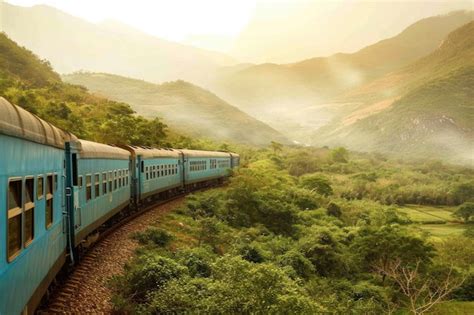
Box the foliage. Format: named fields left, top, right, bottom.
left=133, top=227, right=174, bottom=247
left=299, top=173, right=333, bottom=196
left=112, top=146, right=474, bottom=314
left=454, top=202, right=474, bottom=222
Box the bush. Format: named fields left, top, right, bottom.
left=119, top=254, right=187, bottom=303
left=454, top=202, right=474, bottom=222
left=278, top=250, right=315, bottom=279
left=299, top=174, right=333, bottom=196
left=133, top=227, right=174, bottom=247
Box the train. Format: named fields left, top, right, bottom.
left=0, top=97, right=239, bottom=314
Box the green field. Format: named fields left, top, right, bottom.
left=398, top=205, right=467, bottom=240
left=429, top=301, right=474, bottom=315
left=398, top=204, right=457, bottom=223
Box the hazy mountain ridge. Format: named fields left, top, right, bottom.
left=0, top=2, right=236, bottom=86
left=0, top=32, right=60, bottom=86
left=214, top=11, right=473, bottom=120
left=314, top=22, right=474, bottom=163
left=63, top=72, right=289, bottom=146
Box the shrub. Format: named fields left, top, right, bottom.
left=299, top=174, right=333, bottom=196
left=119, top=254, right=187, bottom=303
left=133, top=227, right=174, bottom=247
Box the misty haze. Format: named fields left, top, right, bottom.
left=0, top=0, right=473, bottom=314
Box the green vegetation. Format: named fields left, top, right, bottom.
left=63, top=72, right=288, bottom=146
left=316, top=21, right=474, bottom=162
left=112, top=146, right=474, bottom=314
left=0, top=32, right=234, bottom=149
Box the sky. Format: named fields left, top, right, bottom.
left=4, top=0, right=473, bottom=62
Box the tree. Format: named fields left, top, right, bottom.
left=351, top=226, right=434, bottom=279
left=453, top=202, right=474, bottom=222
left=299, top=174, right=333, bottom=196
left=331, top=147, right=349, bottom=163
left=270, top=141, right=283, bottom=154
left=374, top=259, right=465, bottom=315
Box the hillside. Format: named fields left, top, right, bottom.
left=212, top=11, right=473, bottom=133
left=0, top=32, right=60, bottom=86
left=0, top=2, right=235, bottom=86
left=314, top=22, right=474, bottom=163
left=0, top=31, right=176, bottom=147
left=63, top=73, right=288, bottom=146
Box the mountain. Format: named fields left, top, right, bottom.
left=314, top=22, right=474, bottom=163
left=212, top=11, right=473, bottom=136
left=63, top=72, right=289, bottom=146
left=231, top=1, right=473, bottom=63
left=0, top=2, right=236, bottom=86
left=0, top=31, right=60, bottom=86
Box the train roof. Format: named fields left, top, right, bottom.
left=0, top=97, right=77, bottom=149
left=179, top=149, right=232, bottom=158
left=78, top=139, right=131, bottom=160
left=121, top=145, right=182, bottom=159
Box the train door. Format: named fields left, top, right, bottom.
left=65, top=141, right=81, bottom=260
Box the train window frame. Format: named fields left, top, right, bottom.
left=45, top=174, right=54, bottom=229
left=108, top=171, right=113, bottom=192
left=24, top=177, right=35, bottom=247
left=37, top=175, right=44, bottom=200
left=94, top=174, right=100, bottom=197
left=86, top=174, right=92, bottom=201
left=102, top=172, right=107, bottom=194
left=7, top=177, right=23, bottom=262
left=54, top=174, right=58, bottom=191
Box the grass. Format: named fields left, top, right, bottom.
left=399, top=205, right=467, bottom=241
left=417, top=224, right=466, bottom=238
left=398, top=204, right=457, bottom=223
left=429, top=301, right=474, bottom=315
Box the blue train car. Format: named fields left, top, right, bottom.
left=122, top=146, right=183, bottom=205
left=230, top=152, right=240, bottom=168
left=65, top=140, right=131, bottom=247
left=0, top=98, right=76, bottom=314
left=180, top=150, right=233, bottom=188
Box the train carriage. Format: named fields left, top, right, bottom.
left=0, top=96, right=240, bottom=314
left=180, top=150, right=233, bottom=189
left=230, top=152, right=240, bottom=168
left=122, top=146, right=183, bottom=205
left=0, top=97, right=76, bottom=315
left=65, top=140, right=131, bottom=247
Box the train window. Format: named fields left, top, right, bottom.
left=125, top=170, right=129, bottom=185
left=109, top=171, right=113, bottom=192
left=8, top=179, right=22, bottom=261
left=141, top=161, right=144, bottom=173
left=72, top=153, right=78, bottom=186
left=24, top=177, right=35, bottom=246
left=160, top=165, right=164, bottom=177
left=37, top=175, right=44, bottom=200
left=146, top=167, right=149, bottom=180
left=114, top=171, right=118, bottom=190
left=86, top=175, right=92, bottom=201
left=95, top=174, right=100, bottom=197
left=78, top=176, right=83, bottom=189
left=54, top=174, right=58, bottom=191
left=46, top=175, right=53, bottom=228
left=103, top=172, right=107, bottom=194
left=117, top=170, right=121, bottom=188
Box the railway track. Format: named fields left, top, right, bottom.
left=38, top=195, right=187, bottom=314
